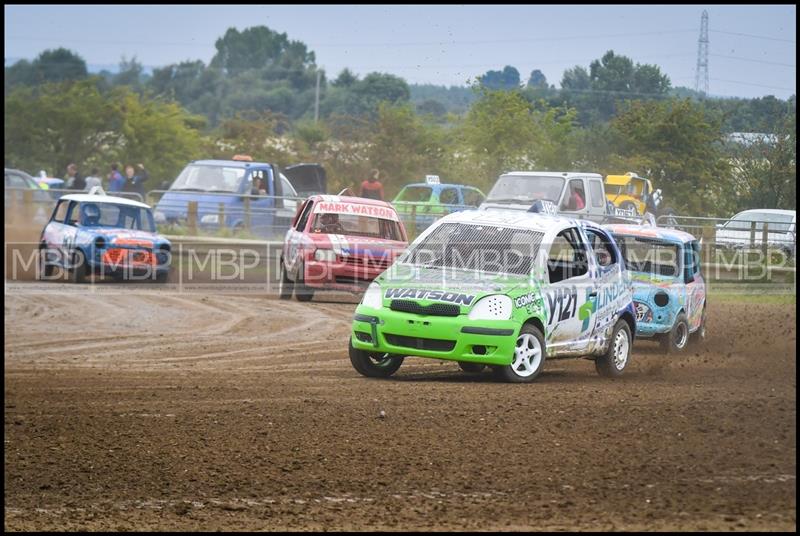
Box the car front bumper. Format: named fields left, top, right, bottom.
left=304, top=260, right=388, bottom=293
left=350, top=305, right=520, bottom=366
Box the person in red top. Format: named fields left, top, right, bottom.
left=359, top=169, right=385, bottom=201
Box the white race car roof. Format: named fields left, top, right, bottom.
left=431, top=208, right=581, bottom=238
left=58, top=193, right=151, bottom=209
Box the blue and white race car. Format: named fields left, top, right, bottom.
left=38, top=190, right=171, bottom=283
left=606, top=224, right=707, bottom=353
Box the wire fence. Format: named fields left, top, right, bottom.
left=5, top=187, right=795, bottom=288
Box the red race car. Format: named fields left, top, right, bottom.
left=279, top=195, right=409, bottom=301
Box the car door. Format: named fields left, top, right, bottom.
left=683, top=240, right=705, bottom=331
left=542, top=226, right=595, bottom=355
left=59, top=201, right=82, bottom=266
left=582, top=225, right=629, bottom=343
left=241, top=167, right=267, bottom=233
left=285, top=199, right=314, bottom=277
left=41, top=199, right=71, bottom=266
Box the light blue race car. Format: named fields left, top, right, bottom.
left=606, top=224, right=707, bottom=354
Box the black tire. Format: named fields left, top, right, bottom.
left=278, top=260, right=294, bottom=300
left=458, top=362, right=486, bottom=374
left=37, top=245, right=54, bottom=280
left=493, top=324, right=546, bottom=383
left=155, top=271, right=170, bottom=284
left=595, top=319, right=632, bottom=378
left=659, top=312, right=690, bottom=354
left=69, top=250, right=88, bottom=284
left=348, top=339, right=404, bottom=378
left=689, top=306, right=707, bottom=345
left=294, top=262, right=314, bottom=302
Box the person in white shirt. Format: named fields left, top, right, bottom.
left=84, top=168, right=103, bottom=191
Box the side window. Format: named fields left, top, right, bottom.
left=250, top=170, right=266, bottom=195
left=685, top=241, right=701, bottom=280
left=52, top=200, right=70, bottom=223
left=561, top=179, right=586, bottom=211
left=463, top=188, right=484, bottom=207
left=547, top=228, right=589, bottom=284
left=584, top=228, right=618, bottom=268
left=66, top=202, right=81, bottom=226
left=5, top=172, right=28, bottom=189
left=588, top=180, right=604, bottom=208
left=280, top=174, right=297, bottom=198
left=295, top=201, right=314, bottom=231
left=439, top=188, right=459, bottom=205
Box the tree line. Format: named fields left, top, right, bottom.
left=4, top=25, right=796, bottom=215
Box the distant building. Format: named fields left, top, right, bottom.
left=727, top=132, right=779, bottom=147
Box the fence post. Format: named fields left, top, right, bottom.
left=410, top=203, right=418, bottom=239
left=243, top=197, right=251, bottom=231
left=749, top=220, right=757, bottom=248
left=701, top=225, right=715, bottom=270
left=218, top=202, right=226, bottom=230
left=22, top=189, right=34, bottom=224
left=187, top=201, right=198, bottom=236
left=762, top=223, right=770, bottom=280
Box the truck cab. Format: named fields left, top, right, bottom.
left=480, top=171, right=612, bottom=223
left=153, top=157, right=299, bottom=237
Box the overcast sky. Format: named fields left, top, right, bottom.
left=4, top=4, right=796, bottom=99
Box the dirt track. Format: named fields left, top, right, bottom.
left=4, top=284, right=796, bottom=531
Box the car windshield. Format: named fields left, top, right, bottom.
left=604, top=184, right=625, bottom=195
left=487, top=175, right=565, bottom=204
left=170, top=164, right=246, bottom=193
left=79, top=203, right=156, bottom=232
left=396, top=186, right=432, bottom=202
left=310, top=213, right=403, bottom=241
left=401, top=222, right=545, bottom=275
left=724, top=212, right=795, bottom=232
left=613, top=234, right=681, bottom=278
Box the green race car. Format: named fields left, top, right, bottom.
left=348, top=208, right=637, bottom=382
left=392, top=177, right=486, bottom=233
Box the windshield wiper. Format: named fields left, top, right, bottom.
left=172, top=187, right=207, bottom=192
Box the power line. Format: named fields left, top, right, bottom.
left=710, top=30, right=796, bottom=44
left=5, top=29, right=699, bottom=49
left=709, top=53, right=796, bottom=68
left=709, top=78, right=795, bottom=92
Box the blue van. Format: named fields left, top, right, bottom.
left=153, top=159, right=301, bottom=237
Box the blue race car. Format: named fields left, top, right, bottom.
left=38, top=190, right=171, bottom=283
left=606, top=224, right=707, bottom=354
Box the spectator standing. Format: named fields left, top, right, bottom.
left=64, top=163, right=86, bottom=191
left=84, top=168, right=102, bottom=191
left=108, top=164, right=125, bottom=192
left=124, top=163, right=149, bottom=197
left=359, top=169, right=385, bottom=201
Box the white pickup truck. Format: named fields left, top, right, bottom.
left=480, top=171, right=643, bottom=224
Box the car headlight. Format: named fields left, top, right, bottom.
left=361, top=282, right=383, bottom=309
left=314, top=248, right=336, bottom=262
left=468, top=294, right=512, bottom=321
left=154, top=211, right=166, bottom=223
left=201, top=214, right=219, bottom=224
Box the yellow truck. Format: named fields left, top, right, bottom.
left=604, top=172, right=676, bottom=224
